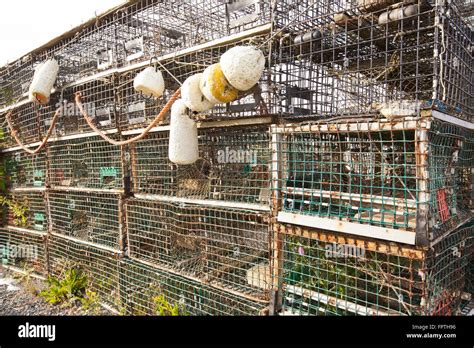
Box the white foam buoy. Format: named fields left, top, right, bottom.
left=181, top=73, right=215, bottom=112
left=133, top=67, right=165, bottom=98
left=168, top=99, right=199, bottom=165
left=379, top=100, right=421, bottom=120
left=378, top=5, right=419, bottom=25
left=28, top=59, right=59, bottom=105
left=199, top=63, right=238, bottom=105
left=220, top=46, right=265, bottom=91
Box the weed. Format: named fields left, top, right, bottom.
left=39, top=268, right=88, bottom=305
left=153, top=294, right=188, bottom=316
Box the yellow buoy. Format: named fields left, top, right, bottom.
left=199, top=63, right=238, bottom=104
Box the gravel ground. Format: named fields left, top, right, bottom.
left=0, top=266, right=112, bottom=316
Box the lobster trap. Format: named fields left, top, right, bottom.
left=275, top=220, right=473, bottom=316
left=47, top=135, right=124, bottom=190
left=48, top=190, right=123, bottom=251
left=130, top=124, right=272, bottom=205
left=112, top=0, right=271, bottom=66
left=3, top=191, right=47, bottom=232
left=273, top=117, right=473, bottom=245
left=3, top=149, right=46, bottom=189
left=115, top=33, right=274, bottom=132
left=47, top=233, right=121, bottom=309
left=4, top=96, right=61, bottom=146
left=126, top=198, right=271, bottom=297
left=119, top=258, right=269, bottom=315
left=273, top=0, right=473, bottom=121
left=54, top=77, right=117, bottom=136
left=0, top=227, right=47, bottom=275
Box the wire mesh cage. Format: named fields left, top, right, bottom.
left=48, top=233, right=121, bottom=309
left=0, top=58, right=36, bottom=108
left=56, top=77, right=117, bottom=136
left=130, top=124, right=272, bottom=205
left=126, top=198, right=271, bottom=297
left=0, top=227, right=47, bottom=275
left=113, top=0, right=271, bottom=67
left=273, top=0, right=473, bottom=121
left=47, top=136, right=123, bottom=190
left=273, top=118, right=473, bottom=244
left=115, top=34, right=274, bottom=131
left=5, top=96, right=61, bottom=146
left=48, top=190, right=122, bottom=250
left=275, top=221, right=473, bottom=316
left=119, top=258, right=269, bottom=315
left=3, top=149, right=47, bottom=189
left=3, top=191, right=47, bottom=232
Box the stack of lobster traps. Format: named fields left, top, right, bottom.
left=269, top=0, right=474, bottom=316
left=0, top=0, right=472, bottom=316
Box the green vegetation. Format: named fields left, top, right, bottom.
left=39, top=268, right=100, bottom=313
left=0, top=195, right=28, bottom=226
left=153, top=294, right=188, bottom=316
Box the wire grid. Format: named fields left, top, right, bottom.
left=0, top=113, right=13, bottom=149
left=0, top=0, right=272, bottom=99
left=439, top=1, right=473, bottom=120
left=47, top=136, right=123, bottom=190
left=0, top=58, right=36, bottom=108
left=3, top=150, right=47, bottom=189
left=119, top=258, right=268, bottom=315
left=276, top=120, right=419, bottom=231
left=113, top=0, right=271, bottom=66
left=279, top=231, right=425, bottom=315
left=273, top=0, right=472, bottom=120
left=126, top=198, right=271, bottom=297
left=5, top=95, right=60, bottom=146
left=130, top=125, right=271, bottom=204
left=116, top=34, right=273, bottom=131
left=0, top=228, right=47, bottom=275
left=116, top=67, right=172, bottom=131
left=54, top=17, right=119, bottom=84
left=114, top=0, right=226, bottom=66
left=56, top=77, right=116, bottom=136
left=458, top=138, right=474, bottom=213
left=278, top=219, right=473, bottom=316
left=48, top=234, right=121, bottom=309
left=423, top=221, right=473, bottom=315
left=4, top=191, right=47, bottom=232
left=48, top=190, right=121, bottom=250
left=427, top=120, right=474, bottom=240
left=277, top=222, right=474, bottom=316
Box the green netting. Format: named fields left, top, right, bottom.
left=279, top=122, right=418, bottom=231
left=119, top=258, right=268, bottom=316
left=280, top=220, right=473, bottom=316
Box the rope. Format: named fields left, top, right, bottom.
left=6, top=105, right=63, bottom=155
left=75, top=88, right=181, bottom=146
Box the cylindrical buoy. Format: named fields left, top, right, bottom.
left=220, top=46, right=265, bottom=91
left=133, top=67, right=165, bottom=98
left=357, top=0, right=398, bottom=13
left=28, top=59, right=59, bottom=105
left=199, top=63, right=238, bottom=104
left=181, top=73, right=215, bottom=112
left=168, top=99, right=199, bottom=165
left=294, top=30, right=321, bottom=46
left=379, top=5, right=419, bottom=25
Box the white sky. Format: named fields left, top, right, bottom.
left=0, top=0, right=124, bottom=66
